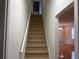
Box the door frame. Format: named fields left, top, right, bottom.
left=56, top=1, right=78, bottom=59
left=3, top=0, right=8, bottom=59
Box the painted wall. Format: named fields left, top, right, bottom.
left=42, top=0, right=74, bottom=59
left=6, top=0, right=32, bottom=59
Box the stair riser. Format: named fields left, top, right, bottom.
left=29, top=26, right=44, bottom=28
left=30, top=24, right=43, bottom=26
left=28, top=36, right=45, bottom=39
left=26, top=44, right=47, bottom=48
left=29, top=30, right=44, bottom=32
left=26, top=52, right=48, bottom=55
left=27, top=38, right=46, bottom=41
left=26, top=48, right=48, bottom=53
left=29, top=31, right=44, bottom=34
left=27, top=40, right=46, bottom=41
left=28, top=34, right=45, bottom=36
left=25, top=57, right=49, bottom=59
left=27, top=42, right=46, bottom=46
left=30, top=21, right=42, bottom=23
left=30, top=19, right=42, bottom=20
left=29, top=29, right=44, bottom=31
left=30, top=25, right=43, bottom=26
left=30, top=22, right=43, bottom=24
left=25, top=53, right=48, bottom=55
left=27, top=41, right=46, bottom=44
left=28, top=33, right=44, bottom=35
left=25, top=54, right=48, bottom=57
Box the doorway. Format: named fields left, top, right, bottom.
left=33, top=1, right=40, bottom=14
left=56, top=2, right=75, bottom=59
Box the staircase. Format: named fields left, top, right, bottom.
left=25, top=14, right=49, bottom=59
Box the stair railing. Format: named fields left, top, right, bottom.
left=19, top=15, right=30, bottom=59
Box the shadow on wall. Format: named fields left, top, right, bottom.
left=0, top=0, right=6, bottom=59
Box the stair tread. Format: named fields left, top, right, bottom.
left=25, top=57, right=49, bottom=59
left=30, top=22, right=43, bottom=24
left=27, top=41, right=46, bottom=45
left=29, top=34, right=45, bottom=37
left=29, top=30, right=44, bottom=32
left=29, top=32, right=44, bottom=34
left=30, top=25, right=43, bottom=28
left=29, top=30, right=44, bottom=31
left=26, top=49, right=48, bottom=54
left=27, top=42, right=46, bottom=45
left=26, top=52, right=48, bottom=55
left=30, top=20, right=42, bottom=21
left=25, top=54, right=49, bottom=59
left=28, top=36, right=45, bottom=38
left=29, top=28, right=44, bottom=30
left=28, top=36, right=45, bottom=39
left=27, top=39, right=46, bottom=42
left=26, top=44, right=47, bottom=48
left=25, top=53, right=48, bottom=56
left=26, top=47, right=48, bottom=53
left=28, top=39, right=45, bottom=41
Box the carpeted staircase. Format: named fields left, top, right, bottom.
left=25, top=14, right=49, bottom=59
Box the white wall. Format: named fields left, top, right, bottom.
left=42, top=0, right=74, bottom=59
left=6, top=0, right=32, bottom=59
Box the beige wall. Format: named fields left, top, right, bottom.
left=6, top=0, right=32, bottom=59
left=42, top=0, right=74, bottom=59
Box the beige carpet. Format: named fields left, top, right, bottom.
left=25, top=14, right=49, bottom=59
